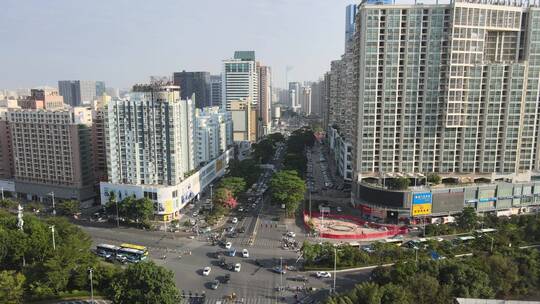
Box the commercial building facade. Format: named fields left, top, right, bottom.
left=173, top=71, right=211, bottom=108
left=210, top=75, right=222, bottom=107
left=230, top=100, right=257, bottom=142
left=7, top=107, right=95, bottom=202
left=58, top=80, right=105, bottom=106
left=222, top=51, right=258, bottom=111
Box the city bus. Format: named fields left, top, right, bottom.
left=96, top=244, right=120, bottom=260
left=117, top=247, right=147, bottom=263
left=117, top=243, right=149, bottom=263
left=120, top=243, right=149, bottom=255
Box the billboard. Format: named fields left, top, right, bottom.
left=412, top=192, right=432, bottom=216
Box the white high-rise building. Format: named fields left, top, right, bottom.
left=194, top=107, right=233, bottom=166
left=101, top=83, right=233, bottom=221
left=222, top=51, right=258, bottom=110
left=105, top=84, right=194, bottom=186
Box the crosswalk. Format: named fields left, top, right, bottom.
left=202, top=297, right=276, bottom=304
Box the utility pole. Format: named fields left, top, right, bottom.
left=1, top=187, right=4, bottom=200
left=210, top=184, right=214, bottom=212
left=17, top=204, right=25, bottom=267
left=115, top=197, right=120, bottom=228
left=415, top=248, right=418, bottom=265
left=49, top=225, right=56, bottom=250
left=88, top=268, right=94, bottom=304
left=333, top=247, right=337, bottom=293
left=49, top=192, right=56, bottom=216
left=309, top=191, right=312, bottom=219
left=280, top=257, right=283, bottom=293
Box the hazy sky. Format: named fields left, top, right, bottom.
left=1, top=0, right=355, bottom=90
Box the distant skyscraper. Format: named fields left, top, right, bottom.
left=258, top=65, right=272, bottom=136
left=210, top=75, right=222, bottom=107
left=288, top=82, right=301, bottom=111
left=345, top=4, right=357, bottom=49
left=58, top=80, right=105, bottom=106
left=105, top=87, right=119, bottom=99
left=299, top=86, right=311, bottom=115
left=222, top=51, right=258, bottom=110
left=172, top=71, right=211, bottom=108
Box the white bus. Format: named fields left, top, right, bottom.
left=96, top=244, right=120, bottom=260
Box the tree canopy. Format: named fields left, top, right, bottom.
left=110, top=261, right=180, bottom=304
left=270, top=170, right=306, bottom=217
left=219, top=177, right=246, bottom=198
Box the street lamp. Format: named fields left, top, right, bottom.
left=88, top=268, right=94, bottom=304
left=49, top=225, right=56, bottom=250
left=48, top=192, right=56, bottom=216
left=210, top=184, right=214, bottom=212
left=333, top=247, right=337, bottom=293
left=486, top=235, right=495, bottom=253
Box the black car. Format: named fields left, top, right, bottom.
left=210, top=279, right=220, bottom=290
left=223, top=274, right=231, bottom=284
left=238, top=227, right=246, bottom=233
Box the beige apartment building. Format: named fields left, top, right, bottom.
left=230, top=99, right=257, bottom=142
left=7, top=107, right=95, bottom=202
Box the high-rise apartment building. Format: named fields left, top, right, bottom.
left=105, top=84, right=194, bottom=186
left=194, top=107, right=233, bottom=166
left=101, top=83, right=233, bottom=220
left=210, top=75, right=222, bottom=107
left=58, top=80, right=105, bottom=106
left=353, top=0, right=540, bottom=178
left=258, top=65, right=272, bottom=136
left=222, top=51, right=258, bottom=110
left=91, top=94, right=110, bottom=183
left=173, top=71, right=211, bottom=108
left=7, top=107, right=95, bottom=202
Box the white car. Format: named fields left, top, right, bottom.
left=202, top=267, right=211, bottom=276
left=238, top=208, right=244, bottom=212
left=192, top=211, right=199, bottom=217
left=286, top=231, right=296, bottom=238
left=336, top=207, right=343, bottom=212
left=225, top=242, right=232, bottom=249
left=316, top=271, right=331, bottom=278
left=232, top=217, right=238, bottom=224
left=234, top=263, right=241, bottom=272
left=242, top=249, right=249, bottom=258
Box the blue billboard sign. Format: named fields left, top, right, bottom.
left=412, top=192, right=432, bottom=205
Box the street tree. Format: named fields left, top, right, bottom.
left=456, top=207, right=478, bottom=231
left=56, top=200, right=80, bottom=216
left=219, top=177, right=246, bottom=197
left=228, top=159, right=261, bottom=186
left=0, top=270, right=25, bottom=304
left=270, top=170, right=306, bottom=217
left=252, top=138, right=275, bottom=163
left=110, top=261, right=180, bottom=304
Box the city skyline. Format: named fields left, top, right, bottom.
left=1, top=0, right=355, bottom=89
